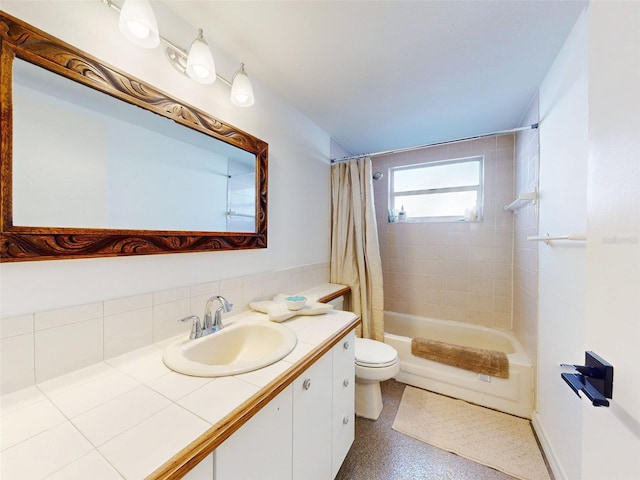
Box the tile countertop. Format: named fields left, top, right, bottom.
left=0, top=285, right=358, bottom=480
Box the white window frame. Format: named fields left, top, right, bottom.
left=389, top=155, right=484, bottom=223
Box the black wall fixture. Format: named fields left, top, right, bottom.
left=561, top=351, right=614, bottom=407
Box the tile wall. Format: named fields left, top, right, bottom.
left=372, top=134, right=515, bottom=329
left=0, top=262, right=330, bottom=395
left=513, top=98, right=540, bottom=365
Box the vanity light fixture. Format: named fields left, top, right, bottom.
left=103, top=0, right=255, bottom=107
left=186, top=29, right=216, bottom=84
left=231, top=64, right=255, bottom=107
left=118, top=0, right=159, bottom=48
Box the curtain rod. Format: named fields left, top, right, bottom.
left=330, top=123, right=539, bottom=164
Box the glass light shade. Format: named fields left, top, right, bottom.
left=230, top=64, right=255, bottom=107
left=186, top=30, right=216, bottom=84
left=118, top=0, right=160, bottom=49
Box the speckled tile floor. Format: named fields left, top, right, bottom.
left=335, top=380, right=525, bottom=480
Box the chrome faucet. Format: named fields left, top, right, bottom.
left=179, top=295, right=233, bottom=340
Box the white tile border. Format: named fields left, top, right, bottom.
left=0, top=262, right=331, bottom=396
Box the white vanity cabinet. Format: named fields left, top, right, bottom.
left=212, top=330, right=356, bottom=480
left=183, top=453, right=214, bottom=480
left=214, top=385, right=293, bottom=480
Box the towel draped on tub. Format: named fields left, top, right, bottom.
left=411, top=338, right=509, bottom=379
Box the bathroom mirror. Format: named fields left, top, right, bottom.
left=0, top=12, right=268, bottom=262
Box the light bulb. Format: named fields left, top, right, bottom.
left=118, top=0, right=159, bottom=48
left=191, top=64, right=210, bottom=79
left=186, top=29, right=216, bottom=84
left=126, top=20, right=150, bottom=39
left=231, top=64, right=255, bottom=107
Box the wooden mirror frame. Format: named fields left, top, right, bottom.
left=0, top=12, right=268, bottom=262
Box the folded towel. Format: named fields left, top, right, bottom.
left=411, top=338, right=509, bottom=379
left=248, top=295, right=332, bottom=322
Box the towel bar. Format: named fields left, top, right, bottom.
left=527, top=233, right=587, bottom=244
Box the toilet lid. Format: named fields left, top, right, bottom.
left=355, top=338, right=398, bottom=368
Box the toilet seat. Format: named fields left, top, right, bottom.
left=355, top=338, right=398, bottom=368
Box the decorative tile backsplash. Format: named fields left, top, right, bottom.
left=0, top=262, right=329, bottom=395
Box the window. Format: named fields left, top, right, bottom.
left=389, top=156, right=483, bottom=222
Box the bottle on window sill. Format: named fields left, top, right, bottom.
left=464, top=204, right=477, bottom=221
left=398, top=205, right=407, bottom=223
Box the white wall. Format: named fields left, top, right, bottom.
left=536, top=3, right=640, bottom=479
left=583, top=2, right=640, bottom=478
left=535, top=8, right=588, bottom=480
left=0, top=1, right=331, bottom=318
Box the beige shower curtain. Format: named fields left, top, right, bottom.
left=330, top=157, right=384, bottom=341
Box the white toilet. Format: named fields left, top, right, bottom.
left=327, top=294, right=400, bottom=420
left=354, top=337, right=400, bottom=420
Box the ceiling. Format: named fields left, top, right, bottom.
left=162, top=1, right=587, bottom=157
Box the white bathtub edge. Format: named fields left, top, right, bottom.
left=394, top=368, right=532, bottom=419
left=384, top=311, right=534, bottom=418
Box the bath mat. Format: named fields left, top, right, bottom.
left=392, top=387, right=551, bottom=480
left=411, top=338, right=509, bottom=378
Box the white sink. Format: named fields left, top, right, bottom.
left=162, top=319, right=297, bottom=377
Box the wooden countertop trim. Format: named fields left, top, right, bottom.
left=147, top=313, right=361, bottom=480
left=316, top=285, right=352, bottom=304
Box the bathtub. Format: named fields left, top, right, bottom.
left=384, top=311, right=534, bottom=418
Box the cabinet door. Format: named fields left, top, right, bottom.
left=214, top=385, right=293, bottom=480
left=332, top=331, right=355, bottom=477
left=292, top=352, right=332, bottom=480
left=184, top=453, right=214, bottom=480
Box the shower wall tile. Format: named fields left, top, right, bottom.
left=493, top=311, right=512, bottom=330
left=469, top=310, right=493, bottom=326
left=446, top=275, right=469, bottom=293
left=513, top=96, right=540, bottom=370
left=497, top=134, right=515, bottom=149
left=373, top=134, right=515, bottom=329
left=469, top=280, right=493, bottom=295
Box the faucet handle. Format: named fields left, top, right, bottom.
left=179, top=315, right=201, bottom=339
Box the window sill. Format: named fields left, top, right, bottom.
left=389, top=217, right=483, bottom=224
